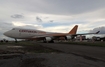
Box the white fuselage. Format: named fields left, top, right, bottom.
left=3, top=28, right=51, bottom=39
left=3, top=25, right=79, bottom=41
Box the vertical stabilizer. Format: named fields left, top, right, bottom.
left=68, top=25, right=78, bottom=34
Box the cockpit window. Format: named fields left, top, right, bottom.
left=12, top=28, right=15, bottom=30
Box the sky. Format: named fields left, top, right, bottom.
left=0, top=0, right=105, bottom=40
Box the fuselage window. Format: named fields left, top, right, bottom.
left=34, top=31, right=37, bottom=33
left=19, top=30, right=37, bottom=33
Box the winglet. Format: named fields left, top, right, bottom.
left=68, top=25, right=78, bottom=34
left=96, top=31, right=100, bottom=34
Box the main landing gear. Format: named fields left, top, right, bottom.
left=43, top=40, right=54, bottom=43
left=15, top=38, right=17, bottom=43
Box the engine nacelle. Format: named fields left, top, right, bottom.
left=45, top=37, right=52, bottom=41
left=65, top=35, right=72, bottom=40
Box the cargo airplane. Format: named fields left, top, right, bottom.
left=3, top=25, right=99, bottom=43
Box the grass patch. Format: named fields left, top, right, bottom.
left=23, top=45, right=62, bottom=53
left=0, top=41, right=62, bottom=53
left=0, top=42, right=12, bottom=45
left=14, top=41, right=62, bottom=53
left=0, top=41, right=36, bottom=45
left=59, top=41, right=105, bottom=47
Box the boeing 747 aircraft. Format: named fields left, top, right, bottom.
left=3, top=25, right=99, bottom=43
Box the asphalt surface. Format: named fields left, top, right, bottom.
left=0, top=42, right=105, bottom=67
left=39, top=43, right=105, bottom=61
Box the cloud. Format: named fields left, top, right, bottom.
left=36, top=16, right=42, bottom=22
left=18, top=25, right=43, bottom=29
left=0, top=0, right=105, bottom=40
left=12, top=21, right=43, bottom=29
left=89, top=26, right=105, bottom=34
left=0, top=21, right=15, bottom=40
left=25, top=0, right=105, bottom=15
left=11, top=14, right=24, bottom=19
left=1, top=0, right=105, bottom=15
left=0, top=21, right=14, bottom=30
left=49, top=20, right=54, bottom=22
left=40, top=24, right=78, bottom=33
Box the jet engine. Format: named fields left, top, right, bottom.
left=43, top=37, right=54, bottom=43
left=65, top=35, right=72, bottom=40
left=45, top=37, right=52, bottom=41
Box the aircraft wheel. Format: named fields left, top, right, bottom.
left=49, top=40, right=54, bottom=43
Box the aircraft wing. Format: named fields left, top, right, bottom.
left=31, top=31, right=100, bottom=40
left=35, top=31, right=100, bottom=37
left=30, top=33, right=76, bottom=41
left=76, top=31, right=100, bottom=35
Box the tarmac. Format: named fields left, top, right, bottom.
left=0, top=42, right=105, bottom=67
left=39, top=43, right=105, bottom=61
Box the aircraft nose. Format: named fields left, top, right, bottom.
left=3, top=32, right=8, bottom=36
left=3, top=30, right=15, bottom=38
left=3, top=31, right=11, bottom=37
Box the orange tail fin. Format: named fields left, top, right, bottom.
left=68, top=25, right=78, bottom=34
